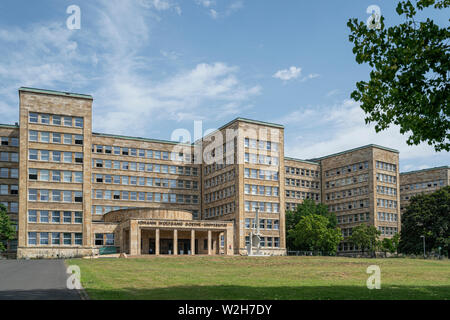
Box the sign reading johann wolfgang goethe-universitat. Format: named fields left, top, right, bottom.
left=138, top=220, right=230, bottom=229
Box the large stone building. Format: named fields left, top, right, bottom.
left=0, top=87, right=444, bottom=258
left=399, top=166, right=450, bottom=212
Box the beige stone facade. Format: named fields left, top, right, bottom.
left=399, top=166, right=449, bottom=211
left=313, top=145, right=401, bottom=252
left=0, top=87, right=446, bottom=258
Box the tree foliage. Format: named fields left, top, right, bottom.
left=348, top=224, right=381, bottom=254
left=348, top=0, right=449, bottom=151
left=286, top=199, right=337, bottom=250
left=0, top=203, right=16, bottom=253
left=398, top=186, right=450, bottom=256
left=289, top=214, right=343, bottom=254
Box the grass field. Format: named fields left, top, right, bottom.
left=67, top=256, right=450, bottom=300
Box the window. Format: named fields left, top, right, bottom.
left=74, top=191, right=83, bottom=203
left=74, top=135, right=83, bottom=145
left=63, top=233, right=72, bottom=245
left=40, top=132, right=50, bottom=143
left=63, top=117, right=72, bottom=126
left=75, top=153, right=83, bottom=163
left=28, top=210, right=37, bottom=223
left=75, top=118, right=83, bottom=128
left=52, top=133, right=61, bottom=143
left=29, top=131, right=38, bottom=142
left=95, top=234, right=104, bottom=246
left=40, top=150, right=49, bottom=161
left=28, top=189, right=37, bottom=201
left=29, top=149, right=38, bottom=160
left=52, top=232, right=60, bottom=245
left=40, top=232, right=49, bottom=245
left=28, top=232, right=37, bottom=245
left=52, top=211, right=60, bottom=223
left=75, top=233, right=82, bottom=245
left=63, top=134, right=72, bottom=144
left=63, top=191, right=72, bottom=203
left=40, top=190, right=49, bottom=202
left=63, top=211, right=72, bottom=224
left=74, top=172, right=83, bottom=183
left=40, top=211, right=49, bottom=223
left=52, top=171, right=61, bottom=182
left=74, top=212, right=82, bottom=224
left=105, top=234, right=115, bottom=246
left=40, top=170, right=49, bottom=181
left=52, top=115, right=61, bottom=125
left=29, top=113, right=38, bottom=123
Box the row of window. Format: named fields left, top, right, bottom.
left=244, top=218, right=280, bottom=230
left=337, top=212, right=370, bottom=225
left=329, top=199, right=370, bottom=212
left=285, top=166, right=320, bottom=178
left=29, top=149, right=83, bottom=163
left=203, top=202, right=235, bottom=218
left=0, top=184, right=18, bottom=195
left=0, top=168, right=18, bottom=179
left=375, top=161, right=397, bottom=172
left=245, top=236, right=280, bottom=248
left=326, top=186, right=369, bottom=201
left=28, top=232, right=83, bottom=246
left=92, top=189, right=199, bottom=204
left=28, top=189, right=83, bottom=203
left=204, top=186, right=236, bottom=204
left=325, top=174, right=369, bottom=189
left=376, top=198, right=398, bottom=209
left=378, top=226, right=398, bottom=236
left=400, top=180, right=445, bottom=191
left=29, top=113, right=84, bottom=128
left=29, top=131, right=83, bottom=145
left=376, top=173, right=397, bottom=184
left=92, top=174, right=198, bottom=190
left=244, top=153, right=279, bottom=166
left=0, top=137, right=19, bottom=147
left=92, top=145, right=193, bottom=163
left=95, top=233, right=115, bottom=246
left=285, top=190, right=320, bottom=201
left=29, top=169, right=83, bottom=183
left=376, top=185, right=397, bottom=196
left=244, top=168, right=279, bottom=181
left=377, top=212, right=398, bottom=222
left=92, top=159, right=198, bottom=176
left=91, top=205, right=199, bottom=218
left=325, top=161, right=369, bottom=177
left=28, top=210, right=82, bottom=224
left=0, top=152, right=18, bottom=162
left=245, top=184, right=279, bottom=197
left=204, top=169, right=236, bottom=189
left=244, top=201, right=280, bottom=213
left=285, top=178, right=320, bottom=189
left=244, top=138, right=280, bottom=152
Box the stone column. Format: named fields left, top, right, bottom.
left=173, top=229, right=178, bottom=256
left=223, top=231, right=227, bottom=256
left=208, top=230, right=212, bottom=255
left=129, top=221, right=138, bottom=256
left=155, top=228, right=160, bottom=256
left=191, top=229, right=195, bottom=255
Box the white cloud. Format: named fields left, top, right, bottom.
left=273, top=66, right=302, bottom=81
left=280, top=99, right=446, bottom=171
left=209, top=9, right=218, bottom=19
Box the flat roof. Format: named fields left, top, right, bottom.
left=400, top=165, right=450, bottom=175
left=308, top=144, right=399, bottom=161
left=284, top=156, right=320, bottom=165
left=0, top=123, right=19, bottom=129
left=221, top=117, right=284, bottom=130
left=19, top=87, right=93, bottom=100
left=92, top=132, right=192, bottom=146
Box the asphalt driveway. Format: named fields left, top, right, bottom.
left=0, top=260, right=81, bottom=300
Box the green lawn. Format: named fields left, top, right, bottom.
left=67, top=256, right=450, bottom=300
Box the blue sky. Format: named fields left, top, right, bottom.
left=0, top=0, right=448, bottom=171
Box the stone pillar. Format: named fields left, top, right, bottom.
left=208, top=230, right=212, bottom=255
left=129, top=221, right=138, bottom=256
left=155, top=228, right=160, bottom=256
left=223, top=231, right=227, bottom=256
left=173, top=229, right=178, bottom=256
left=191, top=229, right=195, bottom=255
left=137, top=226, right=141, bottom=255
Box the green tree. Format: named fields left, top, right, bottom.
left=0, top=203, right=16, bottom=253
left=398, top=186, right=450, bottom=256
left=289, top=214, right=343, bottom=254
left=285, top=199, right=336, bottom=250
left=347, top=0, right=449, bottom=152
left=381, top=238, right=395, bottom=255
left=349, top=224, right=381, bottom=255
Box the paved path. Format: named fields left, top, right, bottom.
left=0, top=260, right=81, bottom=300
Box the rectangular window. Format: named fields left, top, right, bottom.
left=29, top=149, right=38, bottom=160
left=75, top=233, right=82, bottom=245
left=40, top=232, right=49, bottom=245
left=28, top=210, right=37, bottom=223
left=28, top=232, right=37, bottom=245
left=75, top=118, right=83, bottom=128
left=52, top=232, right=60, bottom=245
left=52, top=115, right=61, bottom=125
left=95, top=234, right=104, bottom=246
left=40, top=211, right=49, bottom=223
left=63, top=233, right=72, bottom=245
left=52, top=211, right=60, bottom=223
left=41, top=114, right=50, bottom=124
left=63, top=152, right=72, bottom=163
left=63, top=117, right=72, bottom=127
left=29, top=113, right=38, bottom=123
left=29, top=131, right=38, bottom=142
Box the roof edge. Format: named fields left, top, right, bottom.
left=400, top=165, right=450, bottom=175
left=19, top=87, right=93, bottom=100
left=308, top=144, right=399, bottom=161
